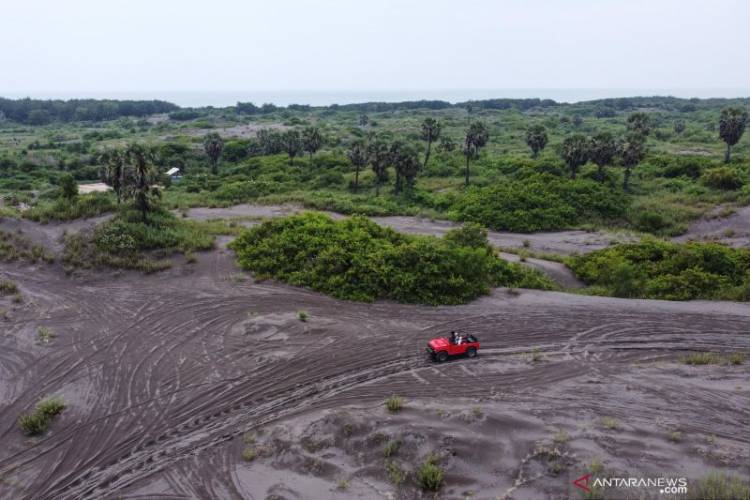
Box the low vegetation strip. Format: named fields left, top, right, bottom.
left=0, top=229, right=54, bottom=263
left=63, top=208, right=215, bottom=273
left=567, top=238, right=750, bottom=300
left=229, top=213, right=555, bottom=305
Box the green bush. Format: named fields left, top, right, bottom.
left=568, top=239, right=750, bottom=300
left=701, top=167, right=744, bottom=190
left=18, top=413, right=49, bottom=436
left=64, top=208, right=214, bottom=273
left=18, top=397, right=66, bottom=436
left=450, top=174, right=628, bottom=232
left=417, top=455, right=444, bottom=491
left=229, top=213, right=554, bottom=305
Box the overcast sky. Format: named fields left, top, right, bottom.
left=2, top=0, right=749, bottom=100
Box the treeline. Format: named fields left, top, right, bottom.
left=0, top=98, right=178, bottom=124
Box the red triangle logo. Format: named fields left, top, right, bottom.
left=573, top=473, right=592, bottom=492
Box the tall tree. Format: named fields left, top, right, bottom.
left=281, top=129, right=302, bottom=165
left=368, top=138, right=390, bottom=196
left=420, top=118, right=441, bottom=168
left=560, top=134, right=589, bottom=179
left=525, top=124, right=548, bottom=158
left=673, top=120, right=686, bottom=135
left=391, top=141, right=421, bottom=195
left=719, top=107, right=748, bottom=163
left=463, top=122, right=489, bottom=186
left=626, top=112, right=652, bottom=137
left=203, top=133, right=224, bottom=175
left=99, top=148, right=126, bottom=204
left=347, top=139, right=368, bottom=192
left=301, top=126, right=323, bottom=160
left=620, top=132, right=646, bottom=191
left=125, top=144, right=159, bottom=223
left=59, top=173, right=78, bottom=200
left=589, top=131, right=617, bottom=182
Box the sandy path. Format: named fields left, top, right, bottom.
left=675, top=204, right=750, bottom=247
left=0, top=247, right=748, bottom=498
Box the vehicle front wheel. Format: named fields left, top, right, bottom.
left=466, top=347, right=477, bottom=358
left=436, top=351, right=448, bottom=362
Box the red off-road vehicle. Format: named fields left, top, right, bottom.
left=426, top=334, right=480, bottom=362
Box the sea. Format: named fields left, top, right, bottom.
left=2, top=89, right=749, bottom=108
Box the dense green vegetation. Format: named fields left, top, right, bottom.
left=2, top=95, right=750, bottom=237
left=0, top=98, right=176, bottom=124
left=230, top=213, right=554, bottom=304
left=450, top=174, right=627, bottom=232
left=568, top=239, right=750, bottom=300
left=3, top=95, right=750, bottom=301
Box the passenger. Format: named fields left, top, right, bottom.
left=450, top=331, right=457, bottom=344
left=457, top=335, right=463, bottom=345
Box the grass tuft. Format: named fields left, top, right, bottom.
left=385, top=394, right=403, bottom=414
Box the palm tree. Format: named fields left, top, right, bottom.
left=463, top=122, right=489, bottom=186
left=620, top=132, right=646, bottom=191
left=420, top=118, right=441, bottom=168
left=203, top=133, right=224, bottom=174
left=347, top=139, right=368, bottom=192
left=99, top=148, right=126, bottom=204
left=525, top=124, right=548, bottom=158
left=125, top=144, right=159, bottom=223
left=282, top=129, right=302, bottom=165
left=560, top=134, right=589, bottom=179
left=626, top=112, right=651, bottom=137
left=302, top=126, right=323, bottom=160
left=719, top=107, right=748, bottom=163
left=392, top=142, right=421, bottom=195
left=589, top=132, right=617, bottom=182
left=368, top=138, right=390, bottom=196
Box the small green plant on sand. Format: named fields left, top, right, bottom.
left=242, top=446, right=257, bottom=461
left=385, top=460, right=406, bottom=485
left=36, top=326, right=54, bottom=345
left=297, top=310, right=309, bottom=322
left=417, top=454, right=444, bottom=491
left=383, top=439, right=401, bottom=458
left=18, top=397, right=66, bottom=436
left=600, top=416, right=618, bottom=430
left=385, top=394, right=403, bottom=413
left=336, top=478, right=349, bottom=490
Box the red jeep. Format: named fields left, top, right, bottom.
left=426, top=334, right=480, bottom=362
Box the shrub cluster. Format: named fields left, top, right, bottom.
left=700, top=166, right=744, bottom=191
left=449, top=174, right=628, bottom=232
left=568, top=238, right=750, bottom=300
left=18, top=398, right=66, bottom=436
left=230, top=214, right=555, bottom=305
left=63, top=208, right=214, bottom=273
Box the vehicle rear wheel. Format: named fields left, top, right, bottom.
left=466, top=347, right=477, bottom=358
left=436, top=351, right=448, bottom=362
